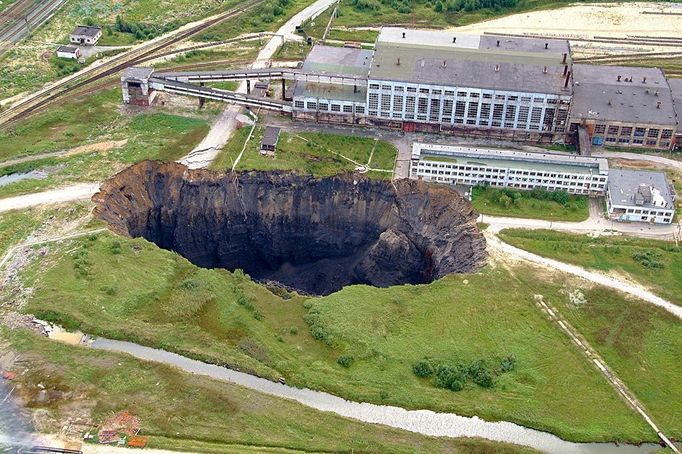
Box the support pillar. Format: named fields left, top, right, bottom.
left=246, top=79, right=251, bottom=94
left=281, top=78, right=286, bottom=100
left=198, top=82, right=205, bottom=109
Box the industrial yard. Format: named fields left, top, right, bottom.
left=0, top=1, right=681, bottom=453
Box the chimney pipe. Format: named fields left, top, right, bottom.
left=608, top=98, right=612, bottom=106
left=562, top=53, right=567, bottom=64
left=453, top=36, right=457, bottom=43
left=402, top=32, right=406, bottom=38
left=617, top=75, right=621, bottom=82
left=443, top=59, right=447, bottom=68
left=495, top=64, right=500, bottom=72
left=496, top=40, right=500, bottom=47
left=655, top=89, right=659, bottom=96
left=657, top=101, right=661, bottom=109
left=563, top=64, right=568, bottom=76
left=543, top=66, right=548, bottom=74
left=396, top=57, right=400, bottom=65
left=643, top=76, right=647, bottom=83
left=544, top=42, right=548, bottom=49
left=564, top=70, right=571, bottom=89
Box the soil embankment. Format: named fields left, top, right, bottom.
left=93, top=161, right=487, bottom=295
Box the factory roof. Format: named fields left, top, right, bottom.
left=608, top=168, right=675, bottom=210
left=370, top=28, right=570, bottom=94
left=57, top=46, right=79, bottom=53
left=122, top=67, right=154, bottom=81
left=412, top=143, right=608, bottom=175
left=261, top=126, right=281, bottom=147
left=571, top=64, right=677, bottom=126
left=293, top=81, right=367, bottom=104
left=71, top=25, right=101, bottom=37
left=302, top=45, right=372, bottom=77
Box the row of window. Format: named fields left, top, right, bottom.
left=294, top=99, right=364, bottom=114
left=416, top=162, right=606, bottom=182
left=415, top=174, right=600, bottom=194
left=591, top=124, right=673, bottom=139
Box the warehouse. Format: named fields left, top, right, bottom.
left=69, top=25, right=102, bottom=46
left=568, top=65, right=677, bottom=150
left=606, top=169, right=675, bottom=224
left=410, top=143, right=608, bottom=195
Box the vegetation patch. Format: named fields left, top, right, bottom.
left=413, top=355, right=515, bottom=391
left=471, top=185, right=589, bottom=221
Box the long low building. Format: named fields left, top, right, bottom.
left=607, top=169, right=675, bottom=224
left=410, top=143, right=608, bottom=195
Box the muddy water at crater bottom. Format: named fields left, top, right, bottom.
left=90, top=337, right=660, bottom=454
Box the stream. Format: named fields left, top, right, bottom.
left=89, top=337, right=661, bottom=454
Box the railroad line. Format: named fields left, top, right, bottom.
left=0, top=0, right=67, bottom=56
left=0, top=0, right=264, bottom=127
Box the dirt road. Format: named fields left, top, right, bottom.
left=0, top=183, right=98, bottom=214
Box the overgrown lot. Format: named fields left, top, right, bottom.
left=498, top=229, right=682, bottom=307
left=17, top=232, right=660, bottom=443
left=471, top=185, right=589, bottom=221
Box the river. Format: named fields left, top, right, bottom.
left=89, top=337, right=661, bottom=454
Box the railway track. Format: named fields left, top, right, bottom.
left=0, top=0, right=263, bottom=128
left=484, top=31, right=682, bottom=48
left=0, top=0, right=67, bottom=56
left=574, top=52, right=682, bottom=64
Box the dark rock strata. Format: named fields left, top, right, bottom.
left=93, top=161, right=487, bottom=295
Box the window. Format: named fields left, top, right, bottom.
left=533, top=97, right=544, bottom=103
left=368, top=93, right=379, bottom=110
left=521, top=96, right=531, bottom=102
left=432, top=89, right=441, bottom=95
left=407, top=86, right=417, bottom=93
left=457, top=91, right=467, bottom=97
left=543, top=108, right=555, bottom=126
left=595, top=124, right=606, bottom=134
left=318, top=102, right=328, bottom=111
left=480, top=103, right=491, bottom=120
left=445, top=90, right=455, bottom=96
left=355, top=105, right=365, bottom=114
left=648, top=128, right=660, bottom=138
left=607, top=125, right=619, bottom=135
left=518, top=106, right=529, bottom=125
left=294, top=100, right=304, bottom=109
left=508, top=95, right=518, bottom=101
left=381, top=84, right=391, bottom=90
left=530, top=107, right=542, bottom=124
left=381, top=94, right=391, bottom=111
left=620, top=126, right=632, bottom=136
left=395, top=86, right=404, bottom=92
left=418, top=98, right=428, bottom=114
left=505, top=105, right=516, bottom=122
left=430, top=98, right=441, bottom=120
left=634, top=127, right=645, bottom=137
left=483, top=93, right=493, bottom=99
left=306, top=101, right=317, bottom=110
left=493, top=104, right=504, bottom=121
left=467, top=102, right=479, bottom=118
left=331, top=104, right=341, bottom=112
left=419, top=88, right=429, bottom=94
left=369, top=83, right=379, bottom=89
left=470, top=92, right=480, bottom=98
left=343, top=105, right=353, bottom=113
left=393, top=95, right=404, bottom=111
left=455, top=101, right=466, bottom=117
left=443, top=99, right=454, bottom=116
left=662, top=129, right=673, bottom=139
left=406, top=96, right=416, bottom=113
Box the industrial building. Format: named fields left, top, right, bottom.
left=607, top=169, right=675, bottom=224
left=56, top=45, right=80, bottom=60
left=69, top=25, right=102, bottom=46
left=121, top=27, right=682, bottom=150
left=568, top=65, right=677, bottom=151
left=410, top=143, right=608, bottom=195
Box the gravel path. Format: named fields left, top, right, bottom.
left=0, top=183, right=99, bottom=213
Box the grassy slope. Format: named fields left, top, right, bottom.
left=21, top=233, right=654, bottom=443
left=0, top=88, right=210, bottom=198
left=5, top=330, right=535, bottom=454
left=498, top=229, right=682, bottom=307
left=471, top=187, right=589, bottom=222
left=211, top=128, right=397, bottom=178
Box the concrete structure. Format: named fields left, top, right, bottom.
left=69, top=25, right=102, bottom=45
left=668, top=77, right=682, bottom=150
left=366, top=28, right=572, bottom=141
left=56, top=45, right=80, bottom=60
left=568, top=65, right=677, bottom=150
left=410, top=143, right=608, bottom=195
left=607, top=169, right=675, bottom=224
left=260, top=126, right=280, bottom=153
left=121, top=67, right=156, bottom=107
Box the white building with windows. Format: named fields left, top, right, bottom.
left=410, top=143, right=609, bottom=196
left=366, top=28, right=572, bottom=141
left=607, top=169, right=675, bottom=224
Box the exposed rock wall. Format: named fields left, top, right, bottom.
left=93, top=161, right=487, bottom=295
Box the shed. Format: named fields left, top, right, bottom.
left=56, top=45, right=81, bottom=60
left=70, top=25, right=102, bottom=45
left=260, top=126, right=281, bottom=153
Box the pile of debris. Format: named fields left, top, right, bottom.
left=97, top=410, right=141, bottom=445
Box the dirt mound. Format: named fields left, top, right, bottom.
left=93, top=161, right=487, bottom=295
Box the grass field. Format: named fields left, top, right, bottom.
left=471, top=186, right=590, bottom=221
left=0, top=88, right=211, bottom=198
left=211, top=127, right=397, bottom=178
left=498, top=229, right=682, bottom=307
left=18, top=232, right=658, bottom=443
left=4, top=329, right=535, bottom=454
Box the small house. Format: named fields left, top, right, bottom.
left=260, top=126, right=281, bottom=154
left=69, top=25, right=102, bottom=45
left=56, top=45, right=81, bottom=60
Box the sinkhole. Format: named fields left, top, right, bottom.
left=93, top=161, right=487, bottom=295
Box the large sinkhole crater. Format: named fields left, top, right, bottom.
left=93, top=161, right=487, bottom=295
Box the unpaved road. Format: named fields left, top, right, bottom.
left=486, top=232, right=682, bottom=320
left=0, top=183, right=99, bottom=214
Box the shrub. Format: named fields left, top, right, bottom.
left=412, top=359, right=434, bottom=377
left=468, top=359, right=494, bottom=388
left=337, top=355, right=354, bottom=368
left=499, top=354, right=516, bottom=373
left=433, top=364, right=466, bottom=391
left=632, top=250, right=665, bottom=269
left=289, top=326, right=299, bottom=335
left=110, top=240, right=122, bottom=254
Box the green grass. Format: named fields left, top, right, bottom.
left=471, top=186, right=589, bottom=221
left=327, top=27, right=379, bottom=43
left=0, top=88, right=210, bottom=198
left=498, top=229, right=682, bottom=308
left=4, top=329, right=536, bottom=454
left=19, top=232, right=657, bottom=443
left=211, top=128, right=397, bottom=178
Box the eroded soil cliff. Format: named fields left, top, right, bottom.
left=93, top=161, right=487, bottom=295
